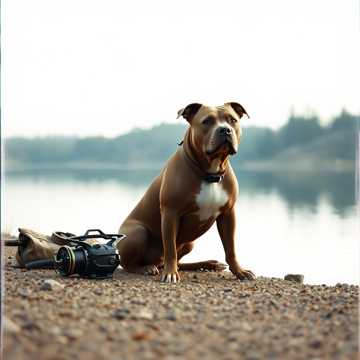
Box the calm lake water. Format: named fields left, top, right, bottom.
left=3, top=168, right=359, bottom=285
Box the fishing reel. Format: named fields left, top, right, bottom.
left=54, top=229, right=124, bottom=279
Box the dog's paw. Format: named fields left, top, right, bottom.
left=143, top=265, right=160, bottom=276
left=160, top=269, right=180, bottom=283
left=230, top=266, right=255, bottom=281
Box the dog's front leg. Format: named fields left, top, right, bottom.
left=160, top=207, right=180, bottom=283
left=217, top=207, right=255, bottom=280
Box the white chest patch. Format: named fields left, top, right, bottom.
left=195, top=182, right=229, bottom=221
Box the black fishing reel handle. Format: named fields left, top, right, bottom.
left=71, top=229, right=125, bottom=241
left=84, top=229, right=106, bottom=236
left=83, top=229, right=125, bottom=239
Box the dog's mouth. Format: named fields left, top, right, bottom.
left=206, top=139, right=237, bottom=156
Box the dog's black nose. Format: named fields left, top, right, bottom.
left=219, top=127, right=232, bottom=136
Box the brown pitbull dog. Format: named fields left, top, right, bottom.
left=117, top=102, right=255, bottom=283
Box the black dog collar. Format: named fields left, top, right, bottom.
left=204, top=174, right=224, bottom=183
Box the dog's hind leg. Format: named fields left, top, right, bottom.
left=177, top=242, right=227, bottom=272
left=117, top=222, right=161, bottom=275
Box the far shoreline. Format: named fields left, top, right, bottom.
left=4, top=159, right=356, bottom=174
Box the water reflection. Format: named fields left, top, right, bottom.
left=236, top=170, right=356, bottom=217
left=6, top=168, right=356, bottom=216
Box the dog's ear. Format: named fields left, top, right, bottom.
left=226, top=102, right=249, bottom=119
left=177, top=103, right=202, bottom=123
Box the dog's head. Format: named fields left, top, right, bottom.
left=178, top=102, right=249, bottom=163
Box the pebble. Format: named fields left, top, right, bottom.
left=284, top=274, right=304, bottom=284
left=40, top=279, right=65, bottom=291
left=4, top=317, right=21, bottom=335
left=49, top=326, right=62, bottom=336
left=309, top=338, right=323, bottom=349
left=113, top=308, right=130, bottom=320
left=240, top=321, right=253, bottom=332
left=222, top=288, right=233, bottom=292
left=22, top=320, right=42, bottom=332
left=18, top=288, right=32, bottom=298
left=63, top=328, right=83, bottom=340
left=133, top=309, right=154, bottom=320
left=132, top=331, right=150, bottom=341
left=94, top=288, right=103, bottom=295
left=164, top=311, right=178, bottom=321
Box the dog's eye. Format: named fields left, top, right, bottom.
left=229, top=117, right=237, bottom=124
left=202, top=117, right=213, bottom=126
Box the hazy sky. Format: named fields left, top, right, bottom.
left=3, top=0, right=360, bottom=137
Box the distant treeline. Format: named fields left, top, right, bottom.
left=5, top=110, right=359, bottom=167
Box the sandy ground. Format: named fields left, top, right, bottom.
left=2, top=246, right=359, bottom=360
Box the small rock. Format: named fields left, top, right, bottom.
left=94, top=288, right=103, bottom=296
left=284, top=274, right=304, bottom=284
left=165, top=311, right=178, bottom=321
left=18, top=288, right=32, bottom=298
left=134, top=309, right=154, bottom=320
left=10, top=260, right=21, bottom=268
left=40, top=279, right=65, bottom=291
left=113, top=308, right=130, bottom=320
left=240, top=321, right=253, bottom=332
left=269, top=299, right=280, bottom=309
left=206, top=323, right=217, bottom=330
left=335, top=283, right=349, bottom=288
left=55, top=335, right=69, bottom=345
left=22, top=320, right=41, bottom=332
left=131, top=299, right=146, bottom=305
left=58, top=309, right=76, bottom=318
left=98, top=324, right=109, bottom=333
left=49, top=326, right=62, bottom=336
left=222, top=288, right=232, bottom=292
left=227, top=334, right=238, bottom=342
left=309, top=338, right=323, bottom=349
left=132, top=331, right=150, bottom=341
left=4, top=317, right=21, bottom=335
left=63, top=328, right=83, bottom=340
left=239, top=293, right=250, bottom=298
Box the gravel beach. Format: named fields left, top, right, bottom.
left=2, top=246, right=359, bottom=360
